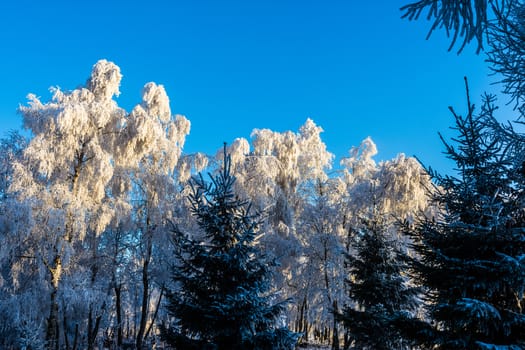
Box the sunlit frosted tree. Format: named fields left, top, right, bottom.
left=0, top=131, right=33, bottom=348
left=246, top=119, right=333, bottom=273
left=340, top=137, right=433, bottom=225
left=122, top=82, right=190, bottom=350
left=7, top=60, right=190, bottom=349
left=218, top=119, right=335, bottom=340
left=294, top=178, right=347, bottom=348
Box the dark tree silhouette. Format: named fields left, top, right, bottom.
left=402, top=80, right=525, bottom=349
left=339, top=215, right=419, bottom=350
left=400, top=0, right=510, bottom=53
left=160, top=146, right=298, bottom=350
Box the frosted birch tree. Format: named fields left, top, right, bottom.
left=7, top=60, right=190, bottom=349
left=244, top=118, right=334, bottom=228
left=340, top=137, right=433, bottom=229
left=0, top=132, right=34, bottom=348
left=340, top=137, right=381, bottom=226
left=221, top=127, right=431, bottom=347
left=294, top=178, right=347, bottom=348
left=244, top=118, right=333, bottom=266
left=224, top=121, right=333, bottom=278
left=216, top=119, right=333, bottom=271
left=213, top=120, right=340, bottom=345
left=123, top=82, right=190, bottom=350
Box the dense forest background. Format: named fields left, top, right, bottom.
left=1, top=1, right=525, bottom=349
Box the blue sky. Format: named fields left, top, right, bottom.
left=0, top=0, right=512, bottom=173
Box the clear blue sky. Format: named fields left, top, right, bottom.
left=0, top=0, right=512, bottom=173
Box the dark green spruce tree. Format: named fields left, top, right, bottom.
left=402, top=81, right=525, bottom=349
left=338, top=214, right=420, bottom=350
left=160, top=147, right=298, bottom=350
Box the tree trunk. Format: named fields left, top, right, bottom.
left=87, top=307, right=103, bottom=350
left=63, top=312, right=70, bottom=350
left=46, top=286, right=60, bottom=350
left=343, top=330, right=350, bottom=350
left=136, top=224, right=153, bottom=350
left=332, top=300, right=340, bottom=350
left=298, top=295, right=309, bottom=343
left=87, top=234, right=103, bottom=350
left=115, top=283, right=123, bottom=347
left=46, top=255, right=62, bottom=350
left=144, top=286, right=164, bottom=339
left=87, top=309, right=94, bottom=350
left=72, top=323, right=79, bottom=350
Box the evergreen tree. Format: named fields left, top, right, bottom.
left=400, top=0, right=506, bottom=53
left=339, top=215, right=419, bottom=350
left=403, top=82, right=525, bottom=349
left=160, top=146, right=298, bottom=350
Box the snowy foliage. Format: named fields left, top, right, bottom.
left=1, top=60, right=191, bottom=349
left=213, top=127, right=432, bottom=345
left=340, top=136, right=377, bottom=183
left=341, top=137, right=434, bottom=225
left=249, top=118, right=333, bottom=213
left=0, top=60, right=438, bottom=349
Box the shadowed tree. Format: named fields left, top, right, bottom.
left=161, top=146, right=299, bottom=350
left=339, top=215, right=419, bottom=350
left=400, top=0, right=509, bottom=53
left=402, top=80, right=525, bottom=349
left=401, top=0, right=525, bottom=112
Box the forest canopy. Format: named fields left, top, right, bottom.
left=1, top=1, right=525, bottom=349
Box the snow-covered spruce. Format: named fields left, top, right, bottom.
left=160, top=146, right=299, bottom=350
left=401, top=83, right=525, bottom=349
left=338, top=215, right=420, bottom=350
